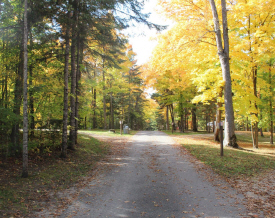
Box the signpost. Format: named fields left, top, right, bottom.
left=120, top=120, right=123, bottom=135
left=172, top=122, right=174, bottom=134
left=220, top=122, right=223, bottom=156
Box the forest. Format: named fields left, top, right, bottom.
left=144, top=0, right=275, bottom=147
left=0, top=0, right=275, bottom=177
left=0, top=0, right=163, bottom=173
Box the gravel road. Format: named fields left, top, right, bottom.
left=60, top=131, right=248, bottom=218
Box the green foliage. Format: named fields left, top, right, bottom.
left=0, top=133, right=108, bottom=217
left=0, top=107, right=21, bottom=131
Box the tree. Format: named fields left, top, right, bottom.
left=61, top=11, right=71, bottom=158
left=208, top=0, right=237, bottom=147
left=22, top=0, right=28, bottom=178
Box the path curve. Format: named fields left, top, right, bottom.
left=60, top=131, right=248, bottom=218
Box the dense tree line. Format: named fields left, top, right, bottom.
left=0, top=0, right=162, bottom=176
left=144, top=0, right=275, bottom=148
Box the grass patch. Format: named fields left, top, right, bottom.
left=79, top=129, right=138, bottom=137
left=182, top=141, right=275, bottom=178
left=235, top=131, right=275, bottom=144
left=0, top=133, right=108, bottom=217
left=162, top=130, right=210, bottom=136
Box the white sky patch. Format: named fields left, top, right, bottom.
left=145, top=87, right=156, bottom=99
left=122, top=0, right=173, bottom=98
left=124, top=0, right=172, bottom=66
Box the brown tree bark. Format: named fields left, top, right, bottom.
left=166, top=105, right=169, bottom=130
left=179, top=95, right=184, bottom=133
left=192, top=106, right=197, bottom=132
left=252, top=67, right=258, bottom=149
left=110, top=93, right=114, bottom=129
left=103, top=63, right=107, bottom=129
left=22, top=0, right=28, bottom=178
left=69, top=0, right=78, bottom=150
left=185, top=108, right=189, bottom=130
left=29, top=31, right=35, bottom=139
left=93, top=87, right=97, bottom=128
left=268, top=62, right=273, bottom=144
left=61, top=12, right=70, bottom=158
left=75, top=35, right=83, bottom=145
left=180, top=113, right=184, bottom=133
left=10, top=35, right=24, bottom=154
left=169, top=104, right=176, bottom=132
left=214, top=92, right=222, bottom=141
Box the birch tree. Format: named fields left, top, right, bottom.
left=208, top=0, right=238, bottom=147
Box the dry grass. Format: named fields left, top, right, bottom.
left=171, top=130, right=275, bottom=157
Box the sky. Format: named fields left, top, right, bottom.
left=121, top=0, right=172, bottom=97
left=125, top=0, right=172, bottom=66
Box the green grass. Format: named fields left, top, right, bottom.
left=0, top=133, right=108, bottom=217
left=235, top=131, right=275, bottom=144
left=79, top=129, right=138, bottom=137
left=162, top=130, right=210, bottom=136
left=183, top=143, right=275, bottom=178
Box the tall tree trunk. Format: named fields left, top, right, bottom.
left=29, top=30, right=34, bottom=139
left=166, top=105, right=169, bottom=130
left=69, top=1, right=78, bottom=150
left=209, top=0, right=237, bottom=147
left=4, top=66, right=8, bottom=109
left=127, top=70, right=132, bottom=128
left=29, top=65, right=34, bottom=139
left=22, top=0, right=28, bottom=178
left=260, top=128, right=263, bottom=137
left=212, top=111, right=215, bottom=133
left=169, top=104, right=175, bottom=131
left=205, top=111, right=208, bottom=132
left=93, top=87, right=97, bottom=128
left=10, top=38, right=24, bottom=154
left=252, top=67, right=258, bottom=149
left=179, top=95, right=184, bottom=133
left=186, top=108, right=189, bottom=130
left=270, top=63, right=273, bottom=144
left=103, top=64, right=107, bottom=129
left=75, top=34, right=83, bottom=145
left=180, top=112, right=184, bottom=133
left=259, top=95, right=264, bottom=137
left=69, top=39, right=76, bottom=149
left=110, top=93, right=114, bottom=129
left=192, top=106, right=197, bottom=132
left=61, top=13, right=70, bottom=158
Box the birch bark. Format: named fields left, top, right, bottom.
left=209, top=0, right=238, bottom=147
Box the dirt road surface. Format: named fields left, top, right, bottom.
left=56, top=131, right=251, bottom=218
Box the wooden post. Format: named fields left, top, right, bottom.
left=172, top=122, right=174, bottom=134
left=220, top=122, right=223, bottom=156
left=120, top=120, right=122, bottom=135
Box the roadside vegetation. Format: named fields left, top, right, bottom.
left=79, top=129, right=138, bottom=137
left=168, top=131, right=275, bottom=178
left=0, top=132, right=110, bottom=217
left=162, top=130, right=210, bottom=136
